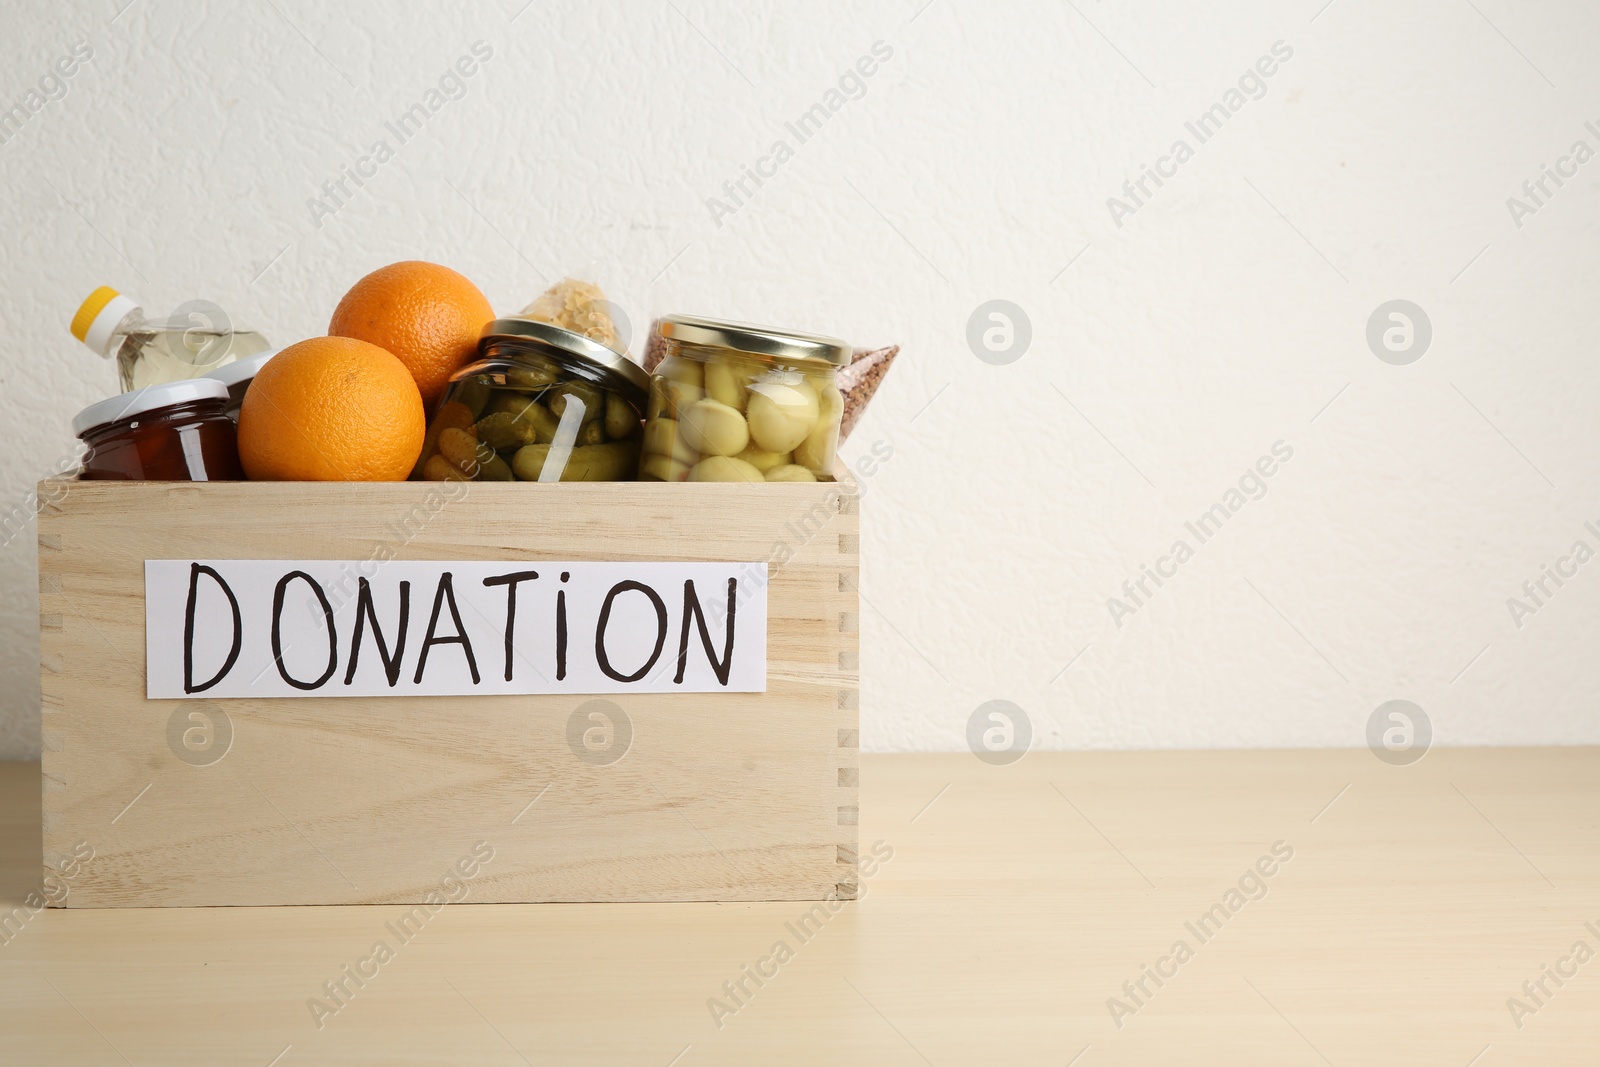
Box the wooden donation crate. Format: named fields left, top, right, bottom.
left=36, top=479, right=859, bottom=907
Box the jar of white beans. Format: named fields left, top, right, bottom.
left=640, top=315, right=850, bottom=483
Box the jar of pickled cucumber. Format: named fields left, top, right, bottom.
left=641, top=315, right=850, bottom=483
left=417, top=319, right=648, bottom=483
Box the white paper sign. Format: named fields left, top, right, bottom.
left=145, top=559, right=767, bottom=699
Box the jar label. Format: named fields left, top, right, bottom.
left=145, top=559, right=767, bottom=698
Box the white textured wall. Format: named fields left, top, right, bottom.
left=3, top=0, right=1598, bottom=758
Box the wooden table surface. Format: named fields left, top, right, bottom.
left=2, top=749, right=1597, bottom=1065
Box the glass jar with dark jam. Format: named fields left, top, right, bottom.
left=73, top=379, right=244, bottom=481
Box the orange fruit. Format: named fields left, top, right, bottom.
left=238, top=336, right=425, bottom=481
left=328, top=260, right=495, bottom=406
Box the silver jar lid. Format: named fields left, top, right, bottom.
left=202, top=347, right=280, bottom=388
left=480, top=318, right=650, bottom=396
left=658, top=314, right=851, bottom=367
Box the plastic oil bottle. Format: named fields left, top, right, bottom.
left=70, top=286, right=272, bottom=392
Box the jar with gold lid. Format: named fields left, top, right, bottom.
left=641, top=315, right=850, bottom=483
left=417, top=318, right=649, bottom=482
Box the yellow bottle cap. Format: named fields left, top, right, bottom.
left=71, top=286, right=142, bottom=357
left=71, top=286, right=122, bottom=343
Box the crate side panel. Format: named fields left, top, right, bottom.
left=40, top=480, right=858, bottom=906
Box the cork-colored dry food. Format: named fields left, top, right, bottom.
left=835, top=344, right=897, bottom=441
left=643, top=319, right=667, bottom=374
left=519, top=278, right=625, bottom=352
